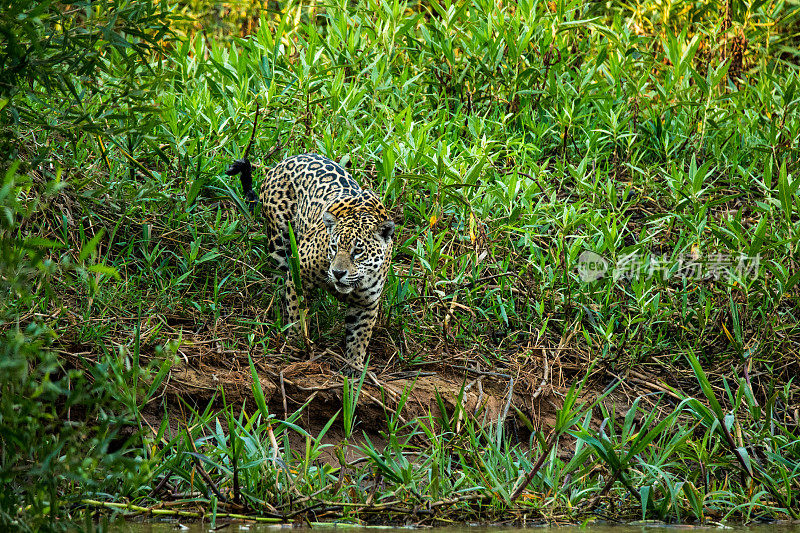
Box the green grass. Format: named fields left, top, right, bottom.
left=140, top=0, right=800, bottom=372
left=2, top=0, right=800, bottom=528
left=74, top=354, right=800, bottom=524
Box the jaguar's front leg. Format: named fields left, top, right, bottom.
left=282, top=274, right=309, bottom=346
left=342, top=303, right=379, bottom=375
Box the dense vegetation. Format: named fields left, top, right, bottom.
left=1, top=0, right=799, bottom=529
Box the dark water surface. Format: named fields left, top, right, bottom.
left=110, top=524, right=800, bottom=533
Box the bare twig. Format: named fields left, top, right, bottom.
left=509, top=430, right=558, bottom=501
left=531, top=350, right=549, bottom=400
left=183, top=423, right=229, bottom=503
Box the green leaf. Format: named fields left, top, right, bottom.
left=748, top=216, right=769, bottom=256
left=187, top=175, right=206, bottom=207
left=185, top=451, right=232, bottom=475
left=79, top=229, right=105, bottom=263
left=685, top=349, right=725, bottom=420
left=143, top=355, right=174, bottom=405
left=248, top=352, right=270, bottom=421
left=777, top=160, right=792, bottom=223
left=87, top=263, right=121, bottom=280
left=785, top=270, right=800, bottom=292
left=640, top=485, right=651, bottom=521
left=211, top=175, right=253, bottom=219
left=683, top=481, right=703, bottom=520
left=25, top=236, right=65, bottom=249
left=196, top=250, right=221, bottom=264
left=736, top=446, right=753, bottom=477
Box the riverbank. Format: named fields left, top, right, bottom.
left=1, top=0, right=798, bottom=529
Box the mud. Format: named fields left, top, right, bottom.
left=143, top=332, right=566, bottom=455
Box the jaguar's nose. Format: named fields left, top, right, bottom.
left=331, top=268, right=347, bottom=281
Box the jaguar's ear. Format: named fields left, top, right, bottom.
left=322, top=211, right=337, bottom=231
left=375, top=220, right=395, bottom=242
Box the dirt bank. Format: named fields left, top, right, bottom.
left=136, top=327, right=681, bottom=456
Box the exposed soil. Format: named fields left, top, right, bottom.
left=51, top=274, right=797, bottom=456
left=135, top=327, right=651, bottom=459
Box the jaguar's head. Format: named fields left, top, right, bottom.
left=322, top=202, right=394, bottom=295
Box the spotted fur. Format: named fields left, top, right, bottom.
left=227, top=154, right=394, bottom=373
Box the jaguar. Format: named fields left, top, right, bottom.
left=227, top=153, right=395, bottom=373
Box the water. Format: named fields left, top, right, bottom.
left=110, top=523, right=800, bottom=533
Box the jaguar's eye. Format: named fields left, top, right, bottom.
left=351, top=246, right=363, bottom=260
